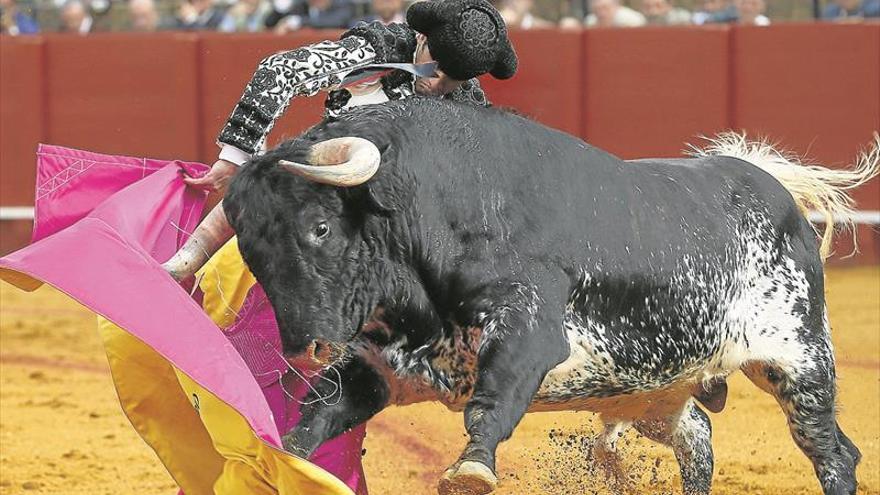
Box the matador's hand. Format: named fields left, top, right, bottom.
left=183, top=159, right=238, bottom=194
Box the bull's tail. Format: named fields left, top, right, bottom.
left=689, top=132, right=879, bottom=260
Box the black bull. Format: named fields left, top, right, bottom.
left=223, top=98, right=862, bottom=495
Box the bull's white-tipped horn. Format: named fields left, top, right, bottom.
left=279, top=137, right=381, bottom=186
left=161, top=201, right=233, bottom=282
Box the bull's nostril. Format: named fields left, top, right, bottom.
left=309, top=339, right=334, bottom=364
left=313, top=340, right=326, bottom=357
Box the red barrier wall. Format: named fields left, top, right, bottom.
left=1, top=36, right=43, bottom=206
left=1, top=26, right=878, bottom=261
left=582, top=26, right=731, bottom=159
left=44, top=34, right=202, bottom=161
left=732, top=23, right=880, bottom=210
left=480, top=29, right=584, bottom=136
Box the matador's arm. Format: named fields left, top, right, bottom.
left=216, top=0, right=516, bottom=167
left=216, top=22, right=417, bottom=165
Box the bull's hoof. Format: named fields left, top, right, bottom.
left=438, top=461, right=497, bottom=495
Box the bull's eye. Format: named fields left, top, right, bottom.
left=314, top=222, right=330, bottom=240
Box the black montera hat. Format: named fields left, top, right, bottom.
left=406, top=0, right=518, bottom=81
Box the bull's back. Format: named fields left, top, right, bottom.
left=384, top=102, right=796, bottom=266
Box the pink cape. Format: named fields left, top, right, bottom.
left=0, top=145, right=365, bottom=493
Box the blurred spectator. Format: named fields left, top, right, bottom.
left=640, top=0, right=690, bottom=25
left=60, top=0, right=94, bottom=33
left=266, top=0, right=353, bottom=31
left=734, top=0, right=768, bottom=25
left=1, top=0, right=40, bottom=34
left=692, top=0, right=736, bottom=24
left=498, top=0, right=554, bottom=28
left=350, top=0, right=404, bottom=25
left=585, top=0, right=646, bottom=26
left=173, top=0, right=226, bottom=30
left=129, top=0, right=164, bottom=31
left=219, top=0, right=268, bottom=31
left=557, top=16, right=580, bottom=28
left=822, top=0, right=878, bottom=20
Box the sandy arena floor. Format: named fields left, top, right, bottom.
left=0, top=267, right=877, bottom=495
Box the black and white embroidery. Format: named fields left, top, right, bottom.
left=445, top=78, right=490, bottom=107
left=218, top=24, right=491, bottom=155
left=218, top=37, right=378, bottom=154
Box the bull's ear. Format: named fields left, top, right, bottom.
left=354, top=143, right=405, bottom=217
left=341, top=172, right=402, bottom=217
left=340, top=185, right=392, bottom=217
left=363, top=183, right=397, bottom=216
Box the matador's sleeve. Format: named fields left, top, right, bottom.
left=216, top=37, right=376, bottom=157
left=216, top=22, right=417, bottom=160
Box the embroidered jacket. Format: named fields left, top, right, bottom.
left=216, top=21, right=489, bottom=159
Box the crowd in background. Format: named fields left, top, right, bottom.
left=2, top=0, right=878, bottom=35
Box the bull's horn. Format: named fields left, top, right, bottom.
left=161, top=201, right=233, bottom=282
left=279, top=137, right=380, bottom=186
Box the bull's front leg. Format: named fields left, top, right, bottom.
left=282, top=352, right=389, bottom=458
left=440, top=278, right=570, bottom=495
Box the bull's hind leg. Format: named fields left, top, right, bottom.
left=633, top=400, right=714, bottom=495
left=742, top=339, right=859, bottom=495
left=594, top=421, right=635, bottom=494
